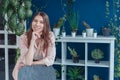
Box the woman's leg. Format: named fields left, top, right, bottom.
left=31, top=65, right=56, bottom=80
left=18, top=65, right=56, bottom=80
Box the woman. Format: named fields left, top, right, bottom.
left=12, top=12, right=56, bottom=80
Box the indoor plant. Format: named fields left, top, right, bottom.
left=67, top=67, right=84, bottom=80
left=0, top=0, right=32, bottom=36
left=93, top=30, right=97, bottom=38
left=61, top=26, right=66, bottom=37
left=55, top=69, right=60, bottom=79
left=53, top=15, right=66, bottom=37
left=102, top=27, right=110, bottom=36
left=82, top=21, right=94, bottom=37
left=91, top=48, right=104, bottom=63
left=105, top=0, right=120, bottom=79
left=67, top=11, right=80, bottom=37
left=68, top=46, right=79, bottom=63
left=15, top=48, right=20, bottom=63
left=82, top=30, right=86, bottom=38
left=93, top=74, right=100, bottom=80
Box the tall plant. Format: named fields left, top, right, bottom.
left=0, top=0, right=33, bottom=36
left=66, top=0, right=80, bottom=32
left=105, top=0, right=120, bottom=79
left=67, top=11, right=80, bottom=32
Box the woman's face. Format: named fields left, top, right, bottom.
left=32, top=15, right=44, bottom=33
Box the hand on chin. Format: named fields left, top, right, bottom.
left=33, top=31, right=42, bottom=39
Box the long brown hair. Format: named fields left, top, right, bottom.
left=26, top=12, right=51, bottom=53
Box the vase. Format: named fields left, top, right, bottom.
left=82, top=32, right=86, bottom=38
left=86, top=28, right=94, bottom=37
left=93, top=33, right=97, bottom=38
left=102, top=28, right=110, bottom=36
left=53, top=28, right=60, bottom=37
left=62, top=32, right=66, bottom=37
left=72, top=56, right=79, bottom=63
left=71, top=32, right=76, bottom=37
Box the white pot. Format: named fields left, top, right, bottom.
left=86, top=28, right=94, bottom=37
left=62, top=32, right=66, bottom=37
left=53, top=28, right=60, bottom=37
left=82, top=32, right=86, bottom=38
left=94, top=33, right=97, bottom=38
left=71, top=32, right=76, bottom=37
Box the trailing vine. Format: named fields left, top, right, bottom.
left=105, top=0, right=120, bottom=79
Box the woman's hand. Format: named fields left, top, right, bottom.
left=31, top=32, right=41, bottom=41
left=18, top=62, right=25, bottom=69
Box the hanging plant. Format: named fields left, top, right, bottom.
left=105, top=0, right=120, bottom=79
left=0, top=0, right=33, bottom=36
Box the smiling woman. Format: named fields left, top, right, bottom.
left=12, top=12, right=56, bottom=80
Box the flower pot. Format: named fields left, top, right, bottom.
left=62, top=32, right=66, bottom=37
left=53, top=28, right=60, bottom=37
left=86, top=28, right=93, bottom=37
left=82, top=32, right=86, bottom=38
left=94, top=59, right=100, bottom=63
left=71, top=32, right=76, bottom=37
left=102, top=28, right=110, bottom=36
left=93, top=33, right=97, bottom=38
left=72, top=56, right=79, bottom=63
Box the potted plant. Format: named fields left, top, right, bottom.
left=67, top=11, right=80, bottom=37
left=102, top=27, right=110, bottom=36
left=82, top=21, right=94, bottom=37
left=93, top=74, right=100, bottom=80
left=53, top=15, right=66, bottom=37
left=68, top=46, right=79, bottom=63
left=15, top=48, right=20, bottom=63
left=82, top=30, right=86, bottom=38
left=91, top=49, right=104, bottom=63
left=61, top=26, right=66, bottom=37
left=93, top=30, right=97, bottom=38
left=55, top=69, right=60, bottom=79
left=67, top=67, right=84, bottom=80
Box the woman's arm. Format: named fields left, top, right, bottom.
left=32, top=32, right=56, bottom=66
left=25, top=39, right=35, bottom=65
left=25, top=32, right=41, bottom=65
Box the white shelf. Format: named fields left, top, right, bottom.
left=87, top=60, right=110, bottom=67
left=54, top=59, right=61, bottom=65
left=63, top=59, right=85, bottom=66
left=0, top=28, right=19, bottom=80
left=55, top=36, right=115, bottom=80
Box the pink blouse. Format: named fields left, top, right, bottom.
left=18, top=31, right=56, bottom=66
left=12, top=31, right=56, bottom=80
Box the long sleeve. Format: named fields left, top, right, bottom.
left=12, top=33, right=28, bottom=80
left=18, top=33, right=29, bottom=64
left=42, top=32, right=56, bottom=66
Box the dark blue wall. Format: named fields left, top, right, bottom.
left=30, top=0, right=112, bottom=35
left=29, top=0, right=114, bottom=80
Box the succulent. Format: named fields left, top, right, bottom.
left=82, top=21, right=91, bottom=29
left=67, top=67, right=84, bottom=80
left=91, top=49, right=104, bottom=60
left=68, top=46, right=78, bottom=57
left=53, top=15, right=66, bottom=28
left=93, top=74, right=99, bottom=80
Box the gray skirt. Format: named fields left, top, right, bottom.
left=18, top=65, right=56, bottom=80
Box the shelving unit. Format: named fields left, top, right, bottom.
left=54, top=36, right=115, bottom=80
left=0, top=27, right=19, bottom=80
